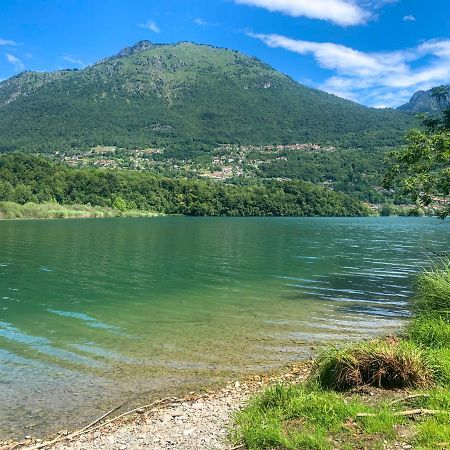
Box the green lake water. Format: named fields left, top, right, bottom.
left=0, top=216, right=449, bottom=439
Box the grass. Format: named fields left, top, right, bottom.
left=413, top=261, right=450, bottom=316
left=312, top=338, right=432, bottom=391
left=233, top=384, right=450, bottom=450
left=233, top=261, right=450, bottom=449
left=0, top=201, right=160, bottom=220
left=407, top=315, right=450, bottom=348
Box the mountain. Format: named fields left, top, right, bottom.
left=398, top=86, right=450, bottom=114
left=0, top=40, right=416, bottom=153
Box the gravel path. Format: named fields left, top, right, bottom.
left=4, top=365, right=310, bottom=450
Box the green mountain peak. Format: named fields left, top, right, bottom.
left=0, top=40, right=416, bottom=153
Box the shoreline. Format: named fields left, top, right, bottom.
left=1, top=362, right=312, bottom=450
left=0, top=201, right=163, bottom=221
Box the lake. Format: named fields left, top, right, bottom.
left=0, top=217, right=449, bottom=439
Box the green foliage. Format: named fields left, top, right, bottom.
left=257, top=147, right=392, bottom=203
left=384, top=129, right=450, bottom=217
left=0, top=41, right=416, bottom=153
left=385, top=86, right=450, bottom=218
left=0, top=154, right=369, bottom=217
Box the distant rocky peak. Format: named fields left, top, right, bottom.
left=116, top=40, right=154, bottom=57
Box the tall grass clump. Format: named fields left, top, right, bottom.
left=407, top=315, right=450, bottom=348
left=413, top=260, right=450, bottom=316
left=313, top=339, right=432, bottom=391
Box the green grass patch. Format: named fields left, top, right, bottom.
left=233, top=384, right=426, bottom=450
left=234, top=385, right=450, bottom=449
left=407, top=315, right=450, bottom=348
left=413, top=261, right=450, bottom=316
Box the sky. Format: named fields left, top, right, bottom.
left=0, top=0, right=449, bottom=108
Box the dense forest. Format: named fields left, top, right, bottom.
left=0, top=155, right=369, bottom=217
left=0, top=41, right=416, bottom=153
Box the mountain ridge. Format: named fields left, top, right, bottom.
left=0, top=40, right=416, bottom=153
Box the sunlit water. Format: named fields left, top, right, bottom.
left=0, top=217, right=449, bottom=439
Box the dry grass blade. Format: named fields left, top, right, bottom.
left=357, top=409, right=440, bottom=418
left=389, top=393, right=429, bottom=405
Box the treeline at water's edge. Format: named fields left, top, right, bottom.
left=0, top=155, right=369, bottom=218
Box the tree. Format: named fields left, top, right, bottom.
left=384, top=87, right=450, bottom=218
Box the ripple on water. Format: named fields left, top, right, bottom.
left=0, top=216, right=448, bottom=439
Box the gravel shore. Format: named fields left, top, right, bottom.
left=4, top=364, right=310, bottom=450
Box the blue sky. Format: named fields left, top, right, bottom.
left=1, top=0, right=449, bottom=107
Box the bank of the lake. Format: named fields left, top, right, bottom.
left=1, top=217, right=449, bottom=443
left=0, top=201, right=161, bottom=220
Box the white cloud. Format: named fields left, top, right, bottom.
left=139, top=20, right=160, bottom=33
left=403, top=14, right=416, bottom=22
left=193, top=18, right=208, bottom=26
left=248, top=33, right=450, bottom=107
left=61, top=55, right=86, bottom=67
left=0, top=38, right=17, bottom=46
left=234, top=0, right=371, bottom=26
left=5, top=53, right=24, bottom=71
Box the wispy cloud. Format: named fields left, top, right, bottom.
left=403, top=14, right=416, bottom=22
left=5, top=53, right=24, bottom=71
left=234, top=0, right=371, bottom=26
left=0, top=38, right=17, bottom=46
left=138, top=20, right=160, bottom=33
left=193, top=18, right=208, bottom=26
left=248, top=32, right=450, bottom=107
left=61, top=55, right=86, bottom=68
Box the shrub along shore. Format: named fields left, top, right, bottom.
left=234, top=261, right=450, bottom=449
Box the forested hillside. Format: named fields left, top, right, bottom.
left=0, top=155, right=369, bottom=217
left=0, top=41, right=416, bottom=153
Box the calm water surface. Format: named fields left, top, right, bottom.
left=0, top=217, right=449, bottom=438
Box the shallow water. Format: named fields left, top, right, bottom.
left=0, top=216, right=449, bottom=438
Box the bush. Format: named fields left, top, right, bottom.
left=313, top=339, right=433, bottom=391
